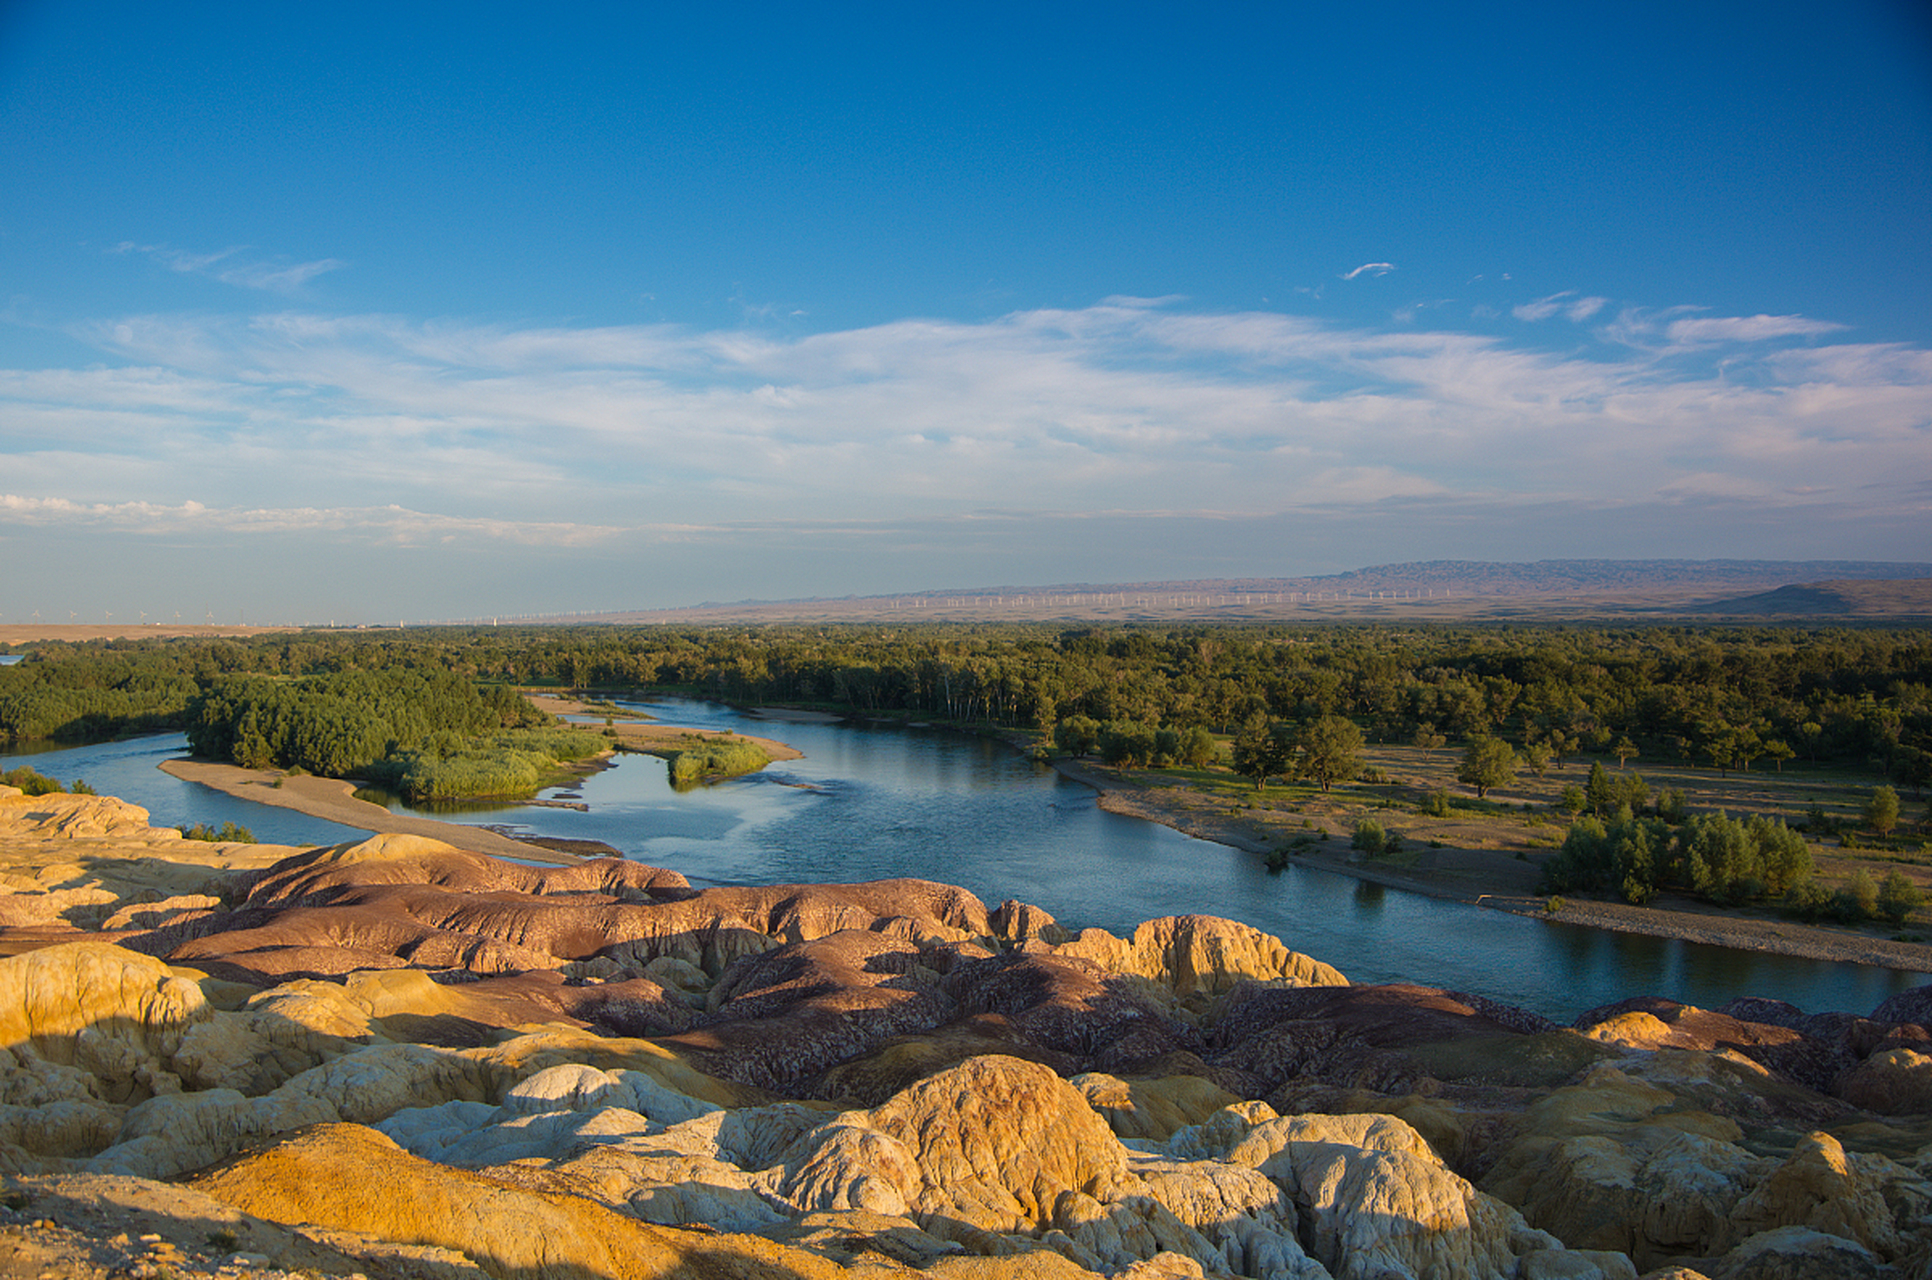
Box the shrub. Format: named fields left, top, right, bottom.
left=1351, top=817, right=1387, bottom=857
left=1420, top=789, right=1453, bottom=818
left=179, top=821, right=255, bottom=843
left=69, top=777, right=96, bottom=795
left=1, top=766, right=63, bottom=795
left=667, top=739, right=770, bottom=787
left=1877, top=871, right=1924, bottom=924
left=1868, top=786, right=1900, bottom=837
left=1836, top=869, right=1881, bottom=922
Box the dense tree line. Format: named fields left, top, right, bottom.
left=178, top=669, right=601, bottom=800
left=4, top=621, right=1928, bottom=787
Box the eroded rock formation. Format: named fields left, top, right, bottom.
left=1, top=781, right=1929, bottom=1279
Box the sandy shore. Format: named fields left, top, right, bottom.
left=158, top=760, right=582, bottom=865
left=1053, top=757, right=1932, bottom=974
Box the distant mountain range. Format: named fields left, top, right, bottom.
left=546, top=559, right=1932, bottom=624
left=943, top=559, right=1932, bottom=599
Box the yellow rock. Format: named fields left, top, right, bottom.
left=0, top=942, right=212, bottom=1102
left=865, top=1055, right=1128, bottom=1232
left=1729, top=1131, right=1915, bottom=1262
left=1053, top=915, right=1346, bottom=1008
left=1072, top=1072, right=1242, bottom=1143
left=188, top=1121, right=893, bottom=1279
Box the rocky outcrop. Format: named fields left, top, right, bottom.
left=4, top=789, right=1932, bottom=1280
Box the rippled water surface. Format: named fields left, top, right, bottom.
left=8, top=699, right=1928, bottom=1022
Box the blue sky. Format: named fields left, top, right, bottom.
left=3, top=1, right=1929, bottom=624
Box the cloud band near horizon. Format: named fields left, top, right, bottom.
left=2, top=295, right=1928, bottom=614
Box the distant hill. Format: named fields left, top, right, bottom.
left=537, top=559, right=1932, bottom=625
left=1698, top=578, right=1932, bottom=617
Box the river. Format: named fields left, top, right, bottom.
left=6, top=697, right=1928, bottom=1022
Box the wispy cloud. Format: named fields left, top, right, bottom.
left=1342, top=262, right=1396, bottom=280
left=113, top=242, right=345, bottom=294
left=0, top=494, right=623, bottom=546
left=1513, top=291, right=1609, bottom=323
left=1664, top=313, right=1846, bottom=345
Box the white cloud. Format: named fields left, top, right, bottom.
left=1664, top=313, right=1846, bottom=345
left=1512, top=291, right=1607, bottom=323
left=113, top=242, right=345, bottom=294
left=1512, top=293, right=1571, bottom=322
left=3, top=296, right=1923, bottom=580
left=1342, top=262, right=1396, bottom=280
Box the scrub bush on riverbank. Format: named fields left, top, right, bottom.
left=361, top=727, right=608, bottom=802
left=666, top=739, right=769, bottom=786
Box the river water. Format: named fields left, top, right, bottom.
left=6, top=697, right=1928, bottom=1022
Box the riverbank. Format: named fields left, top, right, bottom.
left=157, top=760, right=582, bottom=865
left=1050, top=756, right=1932, bottom=974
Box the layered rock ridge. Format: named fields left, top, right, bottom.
left=1, top=782, right=1929, bottom=1279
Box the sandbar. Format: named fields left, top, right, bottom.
left=158, top=760, right=580, bottom=864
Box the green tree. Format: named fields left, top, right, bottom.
left=1877, top=870, right=1923, bottom=924
left=1456, top=736, right=1517, bottom=799
left=1231, top=716, right=1290, bottom=789
left=1612, top=736, right=1639, bottom=768
left=1176, top=725, right=1219, bottom=768
left=1295, top=715, right=1364, bottom=792
left=1053, top=715, right=1101, bottom=756
left=1867, top=785, right=1900, bottom=837
left=1585, top=761, right=1617, bottom=815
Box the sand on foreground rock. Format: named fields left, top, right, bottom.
left=0, top=783, right=1929, bottom=1280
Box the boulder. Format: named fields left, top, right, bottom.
left=865, top=1055, right=1129, bottom=1232
left=0, top=941, right=212, bottom=1102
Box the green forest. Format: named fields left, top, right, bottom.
left=2, top=621, right=1928, bottom=804
left=6, top=621, right=1927, bottom=777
